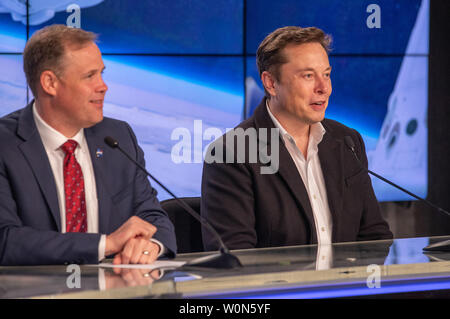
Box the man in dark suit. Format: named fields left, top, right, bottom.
left=201, top=26, right=392, bottom=251
left=0, top=25, right=176, bottom=265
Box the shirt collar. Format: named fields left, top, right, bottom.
left=32, top=101, right=85, bottom=152
left=265, top=99, right=326, bottom=147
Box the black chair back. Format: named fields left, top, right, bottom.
left=161, top=197, right=203, bottom=253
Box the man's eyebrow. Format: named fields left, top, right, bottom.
left=83, top=66, right=106, bottom=76
left=296, top=66, right=332, bottom=72
left=297, top=67, right=315, bottom=72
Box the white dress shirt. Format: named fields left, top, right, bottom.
left=33, top=103, right=165, bottom=262
left=266, top=102, right=333, bottom=269
left=33, top=103, right=106, bottom=261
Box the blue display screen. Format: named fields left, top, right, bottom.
left=246, top=0, right=424, bottom=54
left=0, top=0, right=429, bottom=201
left=28, top=0, right=243, bottom=54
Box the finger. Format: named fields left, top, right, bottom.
left=130, top=238, right=147, bottom=264
left=136, top=222, right=157, bottom=241
left=148, top=223, right=157, bottom=238
left=121, top=238, right=136, bottom=264
left=128, top=217, right=157, bottom=240
left=138, top=241, right=151, bottom=264
left=139, top=241, right=159, bottom=264
left=113, top=254, right=122, bottom=265
left=112, top=255, right=123, bottom=275
left=107, top=219, right=158, bottom=256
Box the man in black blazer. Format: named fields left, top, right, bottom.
left=201, top=26, right=392, bottom=251
left=0, top=25, right=176, bottom=265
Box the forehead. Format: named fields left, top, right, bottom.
left=281, top=42, right=330, bottom=69
left=62, top=42, right=103, bottom=70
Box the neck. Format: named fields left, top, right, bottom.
left=267, top=99, right=311, bottom=141
left=267, top=99, right=312, bottom=157
left=35, top=99, right=79, bottom=138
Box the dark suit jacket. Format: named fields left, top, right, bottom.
left=201, top=98, right=393, bottom=251
left=0, top=102, right=176, bottom=265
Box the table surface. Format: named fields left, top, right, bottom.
left=2, top=235, right=450, bottom=299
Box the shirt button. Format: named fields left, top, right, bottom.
left=321, top=227, right=326, bottom=232
left=313, top=194, right=317, bottom=200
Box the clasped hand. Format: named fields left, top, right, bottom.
left=105, top=216, right=161, bottom=264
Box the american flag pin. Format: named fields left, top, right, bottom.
left=96, top=148, right=103, bottom=158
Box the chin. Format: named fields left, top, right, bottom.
left=95, top=115, right=104, bottom=125
left=306, top=113, right=326, bottom=124
left=95, top=111, right=104, bottom=122
left=84, top=116, right=103, bottom=128
left=315, top=109, right=327, bottom=122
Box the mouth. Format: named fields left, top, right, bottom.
left=310, top=100, right=326, bottom=111
left=90, top=99, right=104, bottom=107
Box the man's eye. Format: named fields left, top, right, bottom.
left=324, top=73, right=331, bottom=78
left=304, top=74, right=313, bottom=79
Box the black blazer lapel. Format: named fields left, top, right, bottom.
left=318, top=125, right=344, bottom=242
left=253, top=99, right=317, bottom=243
left=17, top=102, right=61, bottom=231
left=277, top=142, right=317, bottom=243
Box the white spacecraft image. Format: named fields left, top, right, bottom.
left=368, top=0, right=429, bottom=201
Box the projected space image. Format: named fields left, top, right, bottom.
left=0, top=0, right=429, bottom=202
left=101, top=55, right=243, bottom=200
left=0, top=55, right=27, bottom=115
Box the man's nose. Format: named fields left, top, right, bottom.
left=315, top=75, right=330, bottom=95
left=97, top=77, right=108, bottom=93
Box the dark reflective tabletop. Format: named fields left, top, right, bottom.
left=1, top=236, right=450, bottom=298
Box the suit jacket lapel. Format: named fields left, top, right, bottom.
left=318, top=126, right=344, bottom=242
left=84, top=127, right=111, bottom=234
left=17, top=102, right=61, bottom=231
left=253, top=99, right=317, bottom=243
left=277, top=141, right=318, bottom=243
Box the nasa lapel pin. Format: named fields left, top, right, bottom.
left=96, top=148, right=104, bottom=158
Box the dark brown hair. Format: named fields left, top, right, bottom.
left=256, top=26, right=332, bottom=97
left=23, top=24, right=97, bottom=97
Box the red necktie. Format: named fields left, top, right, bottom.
left=61, top=140, right=87, bottom=233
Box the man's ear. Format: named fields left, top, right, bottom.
left=261, top=71, right=277, bottom=97
left=39, top=70, right=59, bottom=96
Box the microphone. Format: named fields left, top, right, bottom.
left=104, top=136, right=242, bottom=268
left=344, top=136, right=450, bottom=252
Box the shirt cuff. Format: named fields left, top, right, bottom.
left=98, top=234, right=106, bottom=262
left=151, top=238, right=166, bottom=258
left=98, top=235, right=164, bottom=261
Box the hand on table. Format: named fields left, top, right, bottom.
left=105, top=216, right=157, bottom=257
left=112, top=237, right=161, bottom=265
